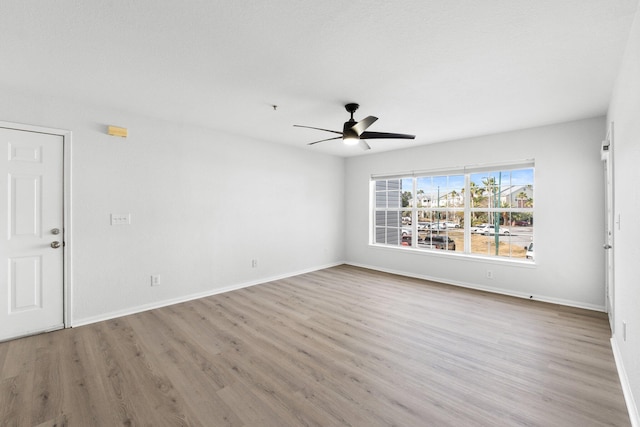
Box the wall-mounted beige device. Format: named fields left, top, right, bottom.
left=107, top=125, right=128, bottom=138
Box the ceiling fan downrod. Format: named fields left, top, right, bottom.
left=345, top=103, right=359, bottom=122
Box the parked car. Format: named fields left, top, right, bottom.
left=401, top=227, right=412, bottom=236
left=421, top=234, right=456, bottom=250
left=483, top=227, right=510, bottom=235
left=514, top=220, right=530, bottom=226
left=402, top=234, right=456, bottom=251
left=471, top=224, right=492, bottom=234
left=445, top=222, right=460, bottom=228
left=525, top=242, right=534, bottom=260
left=417, top=222, right=431, bottom=230
left=430, top=222, right=447, bottom=230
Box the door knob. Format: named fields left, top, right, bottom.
left=603, top=244, right=612, bottom=249
left=51, top=241, right=61, bottom=249
left=51, top=228, right=60, bottom=235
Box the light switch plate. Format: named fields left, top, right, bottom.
left=111, top=213, right=131, bottom=225
left=151, top=275, right=161, bottom=286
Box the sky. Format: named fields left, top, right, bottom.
left=401, top=168, right=534, bottom=197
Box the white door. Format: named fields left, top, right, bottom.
left=603, top=126, right=615, bottom=333
left=0, top=127, right=64, bottom=341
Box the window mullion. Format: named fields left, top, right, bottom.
left=412, top=177, right=418, bottom=248
left=464, top=174, right=471, bottom=254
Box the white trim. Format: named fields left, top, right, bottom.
left=70, top=262, right=343, bottom=328
left=0, top=120, right=73, bottom=330
left=63, top=129, right=73, bottom=329
left=603, top=121, right=615, bottom=334
left=0, top=120, right=69, bottom=135
left=346, top=261, right=605, bottom=312
left=371, top=159, right=535, bottom=180
left=369, top=242, right=537, bottom=268
left=611, top=337, right=639, bottom=427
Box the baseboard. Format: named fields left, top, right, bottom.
left=611, top=337, right=640, bottom=427
left=346, top=262, right=606, bottom=312
left=71, top=261, right=344, bottom=328
left=72, top=259, right=603, bottom=325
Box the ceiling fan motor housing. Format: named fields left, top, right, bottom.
left=343, top=103, right=359, bottom=138
left=343, top=121, right=358, bottom=134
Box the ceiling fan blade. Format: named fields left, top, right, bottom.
left=307, top=136, right=342, bottom=146
left=359, top=131, right=415, bottom=140
left=351, top=116, right=378, bottom=136
left=293, top=125, right=343, bottom=135
left=358, top=140, right=371, bottom=150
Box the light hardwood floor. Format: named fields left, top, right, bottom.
left=0, top=265, right=631, bottom=426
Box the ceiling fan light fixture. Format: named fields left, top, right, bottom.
left=343, top=133, right=359, bottom=145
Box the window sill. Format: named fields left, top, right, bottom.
left=368, top=243, right=537, bottom=268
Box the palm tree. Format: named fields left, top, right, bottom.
left=501, top=201, right=510, bottom=226
left=524, top=197, right=533, bottom=208
left=469, top=181, right=478, bottom=199
left=516, top=191, right=528, bottom=208
left=450, top=190, right=458, bottom=207
left=469, top=182, right=482, bottom=223
left=481, top=177, right=496, bottom=207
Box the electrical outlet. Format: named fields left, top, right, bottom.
left=486, top=270, right=493, bottom=279
left=251, top=259, right=258, bottom=268
left=151, top=275, right=161, bottom=286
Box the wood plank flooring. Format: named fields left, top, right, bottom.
left=0, top=265, right=631, bottom=426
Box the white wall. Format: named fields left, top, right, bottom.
left=608, top=2, right=640, bottom=423
left=0, top=88, right=345, bottom=324
left=345, top=117, right=606, bottom=310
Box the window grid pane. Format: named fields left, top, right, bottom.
left=373, top=166, right=534, bottom=260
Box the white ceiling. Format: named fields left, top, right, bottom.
left=1, top=1, right=637, bottom=157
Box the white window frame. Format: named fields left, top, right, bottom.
left=371, top=160, right=534, bottom=261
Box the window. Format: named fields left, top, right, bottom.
left=372, top=163, right=534, bottom=261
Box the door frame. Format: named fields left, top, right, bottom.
left=0, top=120, right=72, bottom=330
left=602, top=122, right=615, bottom=333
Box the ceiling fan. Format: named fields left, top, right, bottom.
left=294, top=103, right=415, bottom=150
